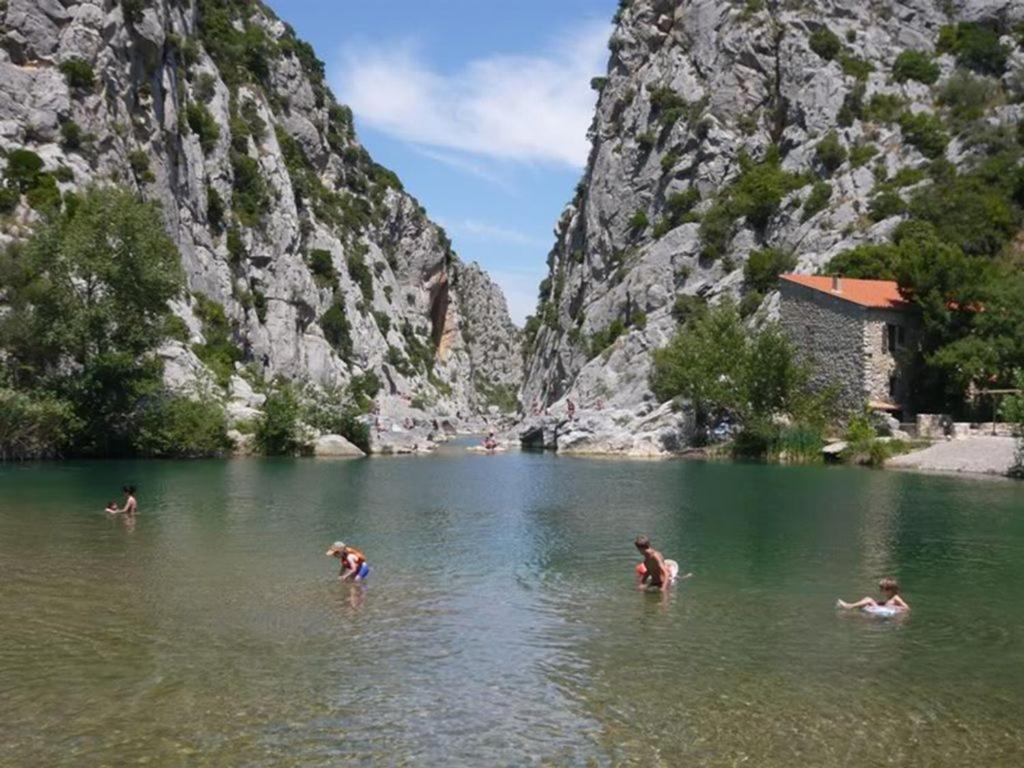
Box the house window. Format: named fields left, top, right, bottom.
left=884, top=323, right=905, bottom=354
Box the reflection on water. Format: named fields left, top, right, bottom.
left=1, top=455, right=1023, bottom=766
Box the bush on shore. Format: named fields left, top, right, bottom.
left=650, top=301, right=832, bottom=456
left=135, top=395, right=233, bottom=458
left=0, top=389, right=76, bottom=461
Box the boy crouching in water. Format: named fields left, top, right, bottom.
left=837, top=577, right=910, bottom=612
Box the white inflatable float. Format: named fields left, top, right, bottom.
left=861, top=604, right=904, bottom=617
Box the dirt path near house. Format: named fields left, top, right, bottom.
left=888, top=436, right=1019, bottom=477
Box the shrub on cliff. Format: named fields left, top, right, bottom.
left=892, top=50, right=939, bottom=84
left=347, top=248, right=374, bottom=303
left=743, top=248, right=796, bottom=294
left=898, top=112, right=948, bottom=159
left=938, top=22, right=1009, bottom=76
left=731, top=148, right=807, bottom=230
left=801, top=181, right=832, bottom=221
left=809, top=27, right=842, bottom=61
left=815, top=131, right=847, bottom=175
left=321, top=298, right=353, bottom=360
left=192, top=296, right=242, bottom=387
left=186, top=102, right=220, bottom=154
left=59, top=58, right=95, bottom=91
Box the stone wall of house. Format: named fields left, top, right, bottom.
left=779, top=283, right=866, bottom=413
left=862, top=310, right=917, bottom=411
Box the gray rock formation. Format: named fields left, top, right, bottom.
left=313, top=433, right=365, bottom=457
left=520, top=0, right=1024, bottom=453
left=0, top=0, right=521, bottom=415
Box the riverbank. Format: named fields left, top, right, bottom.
left=887, top=436, right=1019, bottom=477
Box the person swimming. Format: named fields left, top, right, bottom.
left=326, top=541, right=370, bottom=582
left=836, top=577, right=910, bottom=613
left=104, top=500, right=119, bottom=514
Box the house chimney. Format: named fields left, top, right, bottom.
left=831, top=275, right=842, bottom=293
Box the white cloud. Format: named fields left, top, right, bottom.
left=455, top=220, right=548, bottom=249
left=410, top=147, right=516, bottom=192
left=333, top=20, right=609, bottom=168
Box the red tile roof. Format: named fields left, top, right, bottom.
left=779, top=274, right=910, bottom=310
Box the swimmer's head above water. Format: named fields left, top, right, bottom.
left=634, top=535, right=651, bottom=552
left=326, top=541, right=346, bottom=557
left=879, top=577, right=899, bottom=597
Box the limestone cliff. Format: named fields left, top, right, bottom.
left=521, top=0, right=1024, bottom=452
left=0, top=0, right=521, bottom=414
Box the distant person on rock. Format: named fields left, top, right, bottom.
left=483, top=431, right=498, bottom=451
left=634, top=536, right=689, bottom=591
left=567, top=399, right=576, bottom=420
left=327, top=541, right=370, bottom=582
left=837, top=577, right=909, bottom=613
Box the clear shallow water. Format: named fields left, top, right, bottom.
left=1, top=449, right=1023, bottom=767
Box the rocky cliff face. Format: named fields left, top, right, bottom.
left=0, top=0, right=521, bottom=415
left=521, top=0, right=1024, bottom=451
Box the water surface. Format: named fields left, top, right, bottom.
left=2, top=449, right=1023, bottom=766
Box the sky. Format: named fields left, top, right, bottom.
left=267, top=0, right=617, bottom=324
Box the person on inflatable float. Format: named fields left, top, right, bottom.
left=836, top=577, right=909, bottom=614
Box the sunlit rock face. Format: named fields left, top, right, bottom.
left=0, top=0, right=522, bottom=413
left=521, top=0, right=1024, bottom=445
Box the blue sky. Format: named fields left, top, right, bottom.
left=268, top=0, right=616, bottom=324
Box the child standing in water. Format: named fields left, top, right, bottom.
left=121, top=486, right=138, bottom=516
left=837, top=577, right=910, bottom=613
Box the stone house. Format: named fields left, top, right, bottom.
left=778, top=274, right=918, bottom=417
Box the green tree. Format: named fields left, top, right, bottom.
left=650, top=303, right=750, bottom=422
left=650, top=303, right=819, bottom=449
left=255, top=382, right=306, bottom=455
left=135, top=394, right=232, bottom=458
left=999, top=370, right=1024, bottom=477
left=0, top=187, right=181, bottom=384
left=0, top=187, right=183, bottom=455
left=0, top=388, right=76, bottom=460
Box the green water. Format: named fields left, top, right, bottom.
left=2, top=448, right=1023, bottom=767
